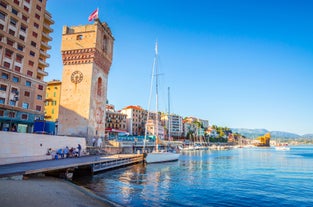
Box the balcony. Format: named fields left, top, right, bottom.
left=44, top=11, right=54, bottom=24
left=39, top=49, right=50, bottom=58
left=38, top=59, right=49, bottom=68
left=43, top=23, right=53, bottom=33
left=41, top=32, right=52, bottom=41
left=41, top=41, right=51, bottom=50
left=37, top=68, right=48, bottom=76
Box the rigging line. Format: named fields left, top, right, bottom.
left=143, top=42, right=157, bottom=150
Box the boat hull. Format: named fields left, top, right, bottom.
left=145, top=152, right=180, bottom=163
left=275, top=146, right=290, bottom=151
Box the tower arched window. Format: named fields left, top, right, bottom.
left=97, top=77, right=102, bottom=96
left=76, top=35, right=83, bottom=40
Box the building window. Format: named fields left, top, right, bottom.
left=17, top=44, right=24, bottom=51
left=22, top=15, right=28, bottom=22
left=97, top=77, right=102, bottom=96
left=12, top=8, right=18, bottom=16
left=4, top=62, right=10, bottom=69
left=25, top=81, right=31, bottom=87
left=38, top=85, right=43, bottom=90
left=31, top=41, right=36, bottom=47
left=0, top=84, right=7, bottom=91
left=12, top=76, right=19, bottom=83
left=36, top=5, right=41, bottom=11
left=28, top=60, right=34, bottom=66
left=11, top=87, right=18, bottom=94
left=24, top=91, right=30, bottom=97
left=52, top=101, right=56, bottom=105
left=21, top=114, right=28, bottom=120
left=30, top=51, right=35, bottom=57
left=10, top=17, right=17, bottom=26
left=32, top=32, right=38, bottom=38
left=24, top=6, right=29, bottom=12
left=1, top=73, right=9, bottom=79
left=19, top=35, right=25, bottom=41
left=22, top=102, right=29, bottom=109
left=7, top=38, right=14, bottom=46
left=8, top=111, right=16, bottom=118
left=35, top=13, right=40, bottom=20
left=52, top=109, right=54, bottom=114
left=9, top=29, right=15, bottom=36
left=0, top=98, right=5, bottom=104
left=14, top=66, right=21, bottom=72
left=20, top=25, right=27, bottom=32
left=16, top=54, right=23, bottom=63
left=0, top=1, right=7, bottom=9
left=53, top=92, right=56, bottom=97
left=34, top=22, right=39, bottom=28
left=37, top=95, right=42, bottom=100
left=36, top=105, right=41, bottom=111
left=13, top=0, right=20, bottom=5
left=76, top=35, right=83, bottom=40
left=9, top=100, right=16, bottom=106
left=5, top=49, right=13, bottom=58
left=0, top=11, right=5, bottom=20
left=27, top=70, right=33, bottom=77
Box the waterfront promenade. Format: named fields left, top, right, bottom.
left=0, top=154, right=142, bottom=207
left=0, top=154, right=143, bottom=178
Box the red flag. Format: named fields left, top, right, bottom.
left=88, top=8, right=98, bottom=21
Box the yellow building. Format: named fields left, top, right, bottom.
left=0, top=0, right=53, bottom=132
left=44, top=80, right=61, bottom=122
left=58, top=19, right=114, bottom=140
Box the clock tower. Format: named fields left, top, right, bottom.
left=58, top=20, right=114, bottom=140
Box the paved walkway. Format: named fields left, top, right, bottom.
left=0, top=155, right=106, bottom=177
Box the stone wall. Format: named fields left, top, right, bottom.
left=0, top=131, right=86, bottom=165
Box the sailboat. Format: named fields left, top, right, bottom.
left=143, top=42, right=180, bottom=164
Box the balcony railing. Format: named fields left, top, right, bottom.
left=38, top=59, right=49, bottom=68
left=37, top=68, right=48, bottom=76
left=41, top=41, right=51, bottom=50
left=39, top=49, right=50, bottom=58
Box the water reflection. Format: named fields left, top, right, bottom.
left=74, top=146, right=313, bottom=207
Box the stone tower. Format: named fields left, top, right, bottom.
left=58, top=20, right=114, bottom=139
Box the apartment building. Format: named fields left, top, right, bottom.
left=0, top=0, right=53, bottom=132
left=121, top=105, right=147, bottom=136
left=183, top=117, right=209, bottom=137
left=161, top=113, right=183, bottom=139
left=105, top=104, right=127, bottom=135
left=44, top=79, right=61, bottom=122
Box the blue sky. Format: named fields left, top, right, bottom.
left=46, top=0, right=313, bottom=135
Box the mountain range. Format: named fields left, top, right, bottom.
left=231, top=128, right=313, bottom=139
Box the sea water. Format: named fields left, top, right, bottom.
left=74, top=145, right=313, bottom=207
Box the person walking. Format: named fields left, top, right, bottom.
left=77, top=144, right=82, bottom=157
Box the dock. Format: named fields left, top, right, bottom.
left=0, top=154, right=144, bottom=179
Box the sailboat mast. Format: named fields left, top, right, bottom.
left=168, top=87, right=171, bottom=140
left=155, top=41, right=159, bottom=140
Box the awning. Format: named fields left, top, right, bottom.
left=105, top=128, right=128, bottom=133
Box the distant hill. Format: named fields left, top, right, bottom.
left=301, top=134, right=313, bottom=139
left=231, top=128, right=301, bottom=139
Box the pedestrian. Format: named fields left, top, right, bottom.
left=97, top=137, right=102, bottom=148
left=77, top=144, right=82, bottom=157
left=64, top=146, right=69, bottom=158
left=92, top=137, right=96, bottom=146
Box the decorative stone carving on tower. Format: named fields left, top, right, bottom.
left=58, top=20, right=114, bottom=139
